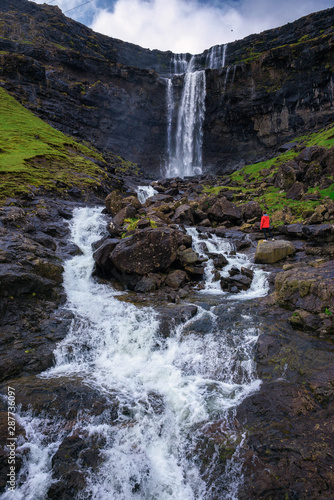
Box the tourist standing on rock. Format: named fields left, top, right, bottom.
left=260, top=212, right=274, bottom=240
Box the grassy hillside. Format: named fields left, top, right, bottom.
left=204, top=124, right=334, bottom=224
left=0, top=87, right=135, bottom=204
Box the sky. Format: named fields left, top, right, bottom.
left=34, top=0, right=334, bottom=53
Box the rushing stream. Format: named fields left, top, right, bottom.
left=2, top=206, right=269, bottom=500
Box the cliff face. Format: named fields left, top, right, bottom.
left=0, top=0, right=334, bottom=175
left=0, top=0, right=170, bottom=174
left=203, top=11, right=334, bottom=172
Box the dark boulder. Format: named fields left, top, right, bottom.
left=240, top=201, right=262, bottom=221
left=113, top=204, right=137, bottom=227
left=172, top=204, right=194, bottom=225
left=93, top=238, right=120, bottom=272
left=207, top=198, right=242, bottom=224
left=110, top=228, right=184, bottom=275
left=165, top=270, right=188, bottom=289
left=286, top=181, right=305, bottom=200
left=274, top=161, right=297, bottom=189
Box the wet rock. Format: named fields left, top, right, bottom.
left=255, top=239, right=296, bottom=264
left=209, top=254, right=228, bottom=269
left=230, top=274, right=252, bottom=290
left=165, top=270, right=188, bottom=289
left=93, top=238, right=120, bottom=272
left=145, top=194, right=173, bottom=207
left=157, top=304, right=198, bottom=338
left=229, top=266, right=240, bottom=277
left=134, top=274, right=159, bottom=293
left=110, top=227, right=184, bottom=275
left=177, top=247, right=200, bottom=267
left=241, top=266, right=254, bottom=279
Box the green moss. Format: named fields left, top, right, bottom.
left=0, top=87, right=117, bottom=203
left=202, top=124, right=334, bottom=223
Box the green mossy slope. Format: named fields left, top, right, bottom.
left=204, top=124, right=334, bottom=224
left=0, top=87, right=118, bottom=204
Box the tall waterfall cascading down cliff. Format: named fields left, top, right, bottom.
left=5, top=207, right=269, bottom=500
left=165, top=46, right=227, bottom=178
left=165, top=55, right=206, bottom=178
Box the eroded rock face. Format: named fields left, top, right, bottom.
left=1, top=0, right=333, bottom=175
left=237, top=305, right=334, bottom=500
left=0, top=197, right=79, bottom=382
left=255, top=239, right=296, bottom=263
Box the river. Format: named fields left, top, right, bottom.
left=1, top=206, right=269, bottom=500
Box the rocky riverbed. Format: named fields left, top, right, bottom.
left=0, top=178, right=333, bottom=498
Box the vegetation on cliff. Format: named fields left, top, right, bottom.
left=0, top=87, right=137, bottom=204
left=204, top=123, right=334, bottom=224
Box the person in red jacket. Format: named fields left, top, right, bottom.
left=260, top=212, right=274, bottom=240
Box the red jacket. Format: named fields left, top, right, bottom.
left=260, top=215, right=270, bottom=229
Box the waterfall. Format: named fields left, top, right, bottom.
left=165, top=56, right=206, bottom=178
left=164, top=45, right=228, bottom=179
left=172, top=53, right=188, bottom=75
left=206, top=44, right=227, bottom=70
left=136, top=185, right=158, bottom=204
left=5, top=207, right=268, bottom=500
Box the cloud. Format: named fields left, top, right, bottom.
left=90, top=0, right=239, bottom=52
left=90, top=0, right=334, bottom=53
left=34, top=0, right=334, bottom=54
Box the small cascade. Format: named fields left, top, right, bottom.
left=206, top=44, right=227, bottom=69
left=187, top=228, right=269, bottom=298
left=136, top=185, right=157, bottom=204
left=165, top=55, right=206, bottom=178
left=6, top=207, right=269, bottom=499
left=172, top=53, right=189, bottom=74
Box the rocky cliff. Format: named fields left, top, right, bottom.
left=0, top=0, right=334, bottom=176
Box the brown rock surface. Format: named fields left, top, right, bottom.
left=255, top=239, right=296, bottom=263
left=110, top=227, right=185, bottom=275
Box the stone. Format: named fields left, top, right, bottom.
left=255, top=240, right=295, bottom=264
left=177, top=247, right=200, bottom=266
left=113, top=204, right=137, bottom=227
left=240, top=201, right=262, bottom=221
left=110, top=227, right=184, bottom=275
left=307, top=204, right=327, bottom=225
left=210, top=254, right=228, bottom=269
left=172, top=204, right=195, bottom=225
left=93, top=238, right=120, bottom=271
left=208, top=198, right=242, bottom=224
left=286, top=181, right=305, bottom=200
left=105, top=191, right=124, bottom=216
left=241, top=267, right=254, bottom=279
left=134, top=275, right=158, bottom=293
left=184, top=265, right=205, bottom=276
left=274, top=161, right=297, bottom=189
left=275, top=262, right=334, bottom=314
left=165, top=270, right=188, bottom=289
